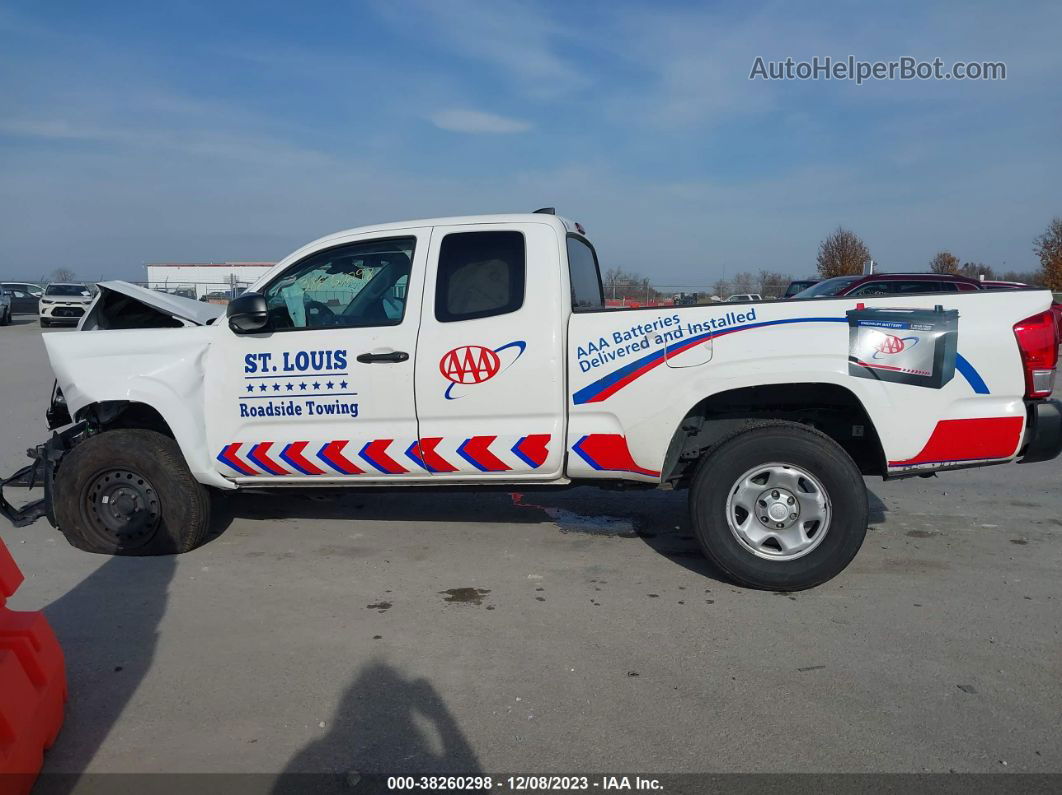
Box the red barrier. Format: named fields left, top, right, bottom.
left=0, top=538, right=67, bottom=795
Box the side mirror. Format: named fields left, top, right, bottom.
left=227, top=292, right=269, bottom=334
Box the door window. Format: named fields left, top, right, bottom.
left=435, top=231, right=525, bottom=322
left=567, top=236, right=604, bottom=310
left=262, top=237, right=415, bottom=330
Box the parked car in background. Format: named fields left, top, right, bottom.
left=0, top=288, right=11, bottom=325
left=39, top=283, right=94, bottom=327
left=783, top=279, right=820, bottom=298
left=1, top=282, right=44, bottom=314
left=790, top=273, right=983, bottom=299
left=726, top=293, right=762, bottom=302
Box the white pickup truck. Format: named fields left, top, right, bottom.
left=2, top=211, right=1060, bottom=590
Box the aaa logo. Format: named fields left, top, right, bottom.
left=871, top=332, right=918, bottom=358
left=439, top=341, right=527, bottom=400
left=440, top=346, right=502, bottom=384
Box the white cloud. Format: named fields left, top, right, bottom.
left=373, top=0, right=588, bottom=96
left=429, top=109, right=531, bottom=134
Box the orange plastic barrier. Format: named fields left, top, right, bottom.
left=0, top=538, right=67, bottom=795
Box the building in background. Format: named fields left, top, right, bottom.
left=144, top=262, right=275, bottom=299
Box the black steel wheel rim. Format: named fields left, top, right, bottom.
left=84, top=468, right=162, bottom=548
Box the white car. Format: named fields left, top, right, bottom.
left=0, top=287, right=11, bottom=326
left=2, top=211, right=1060, bottom=591
left=39, top=283, right=94, bottom=327
left=726, top=293, right=762, bottom=302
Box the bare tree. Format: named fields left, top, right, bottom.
left=41, top=267, right=77, bottom=283
left=1034, top=217, right=1062, bottom=291
left=757, top=270, right=790, bottom=298
left=960, top=262, right=995, bottom=281
left=731, top=271, right=755, bottom=294
left=816, top=228, right=871, bottom=278
left=929, top=251, right=960, bottom=274
left=711, top=278, right=730, bottom=299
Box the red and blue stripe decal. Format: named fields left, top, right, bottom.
left=571, top=316, right=990, bottom=404
left=279, top=441, right=326, bottom=475
left=247, top=442, right=286, bottom=475
left=406, top=438, right=458, bottom=473
left=457, top=435, right=511, bottom=472
left=571, top=434, right=660, bottom=478
left=359, top=439, right=407, bottom=474
left=511, top=434, right=551, bottom=469
left=217, top=443, right=256, bottom=475
left=317, top=440, right=362, bottom=474
left=219, top=434, right=552, bottom=477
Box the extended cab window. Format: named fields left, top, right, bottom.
left=435, top=231, right=525, bottom=322
left=262, top=237, right=414, bottom=330
left=567, top=236, right=603, bottom=310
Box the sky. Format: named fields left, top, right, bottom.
left=1, top=0, right=1060, bottom=285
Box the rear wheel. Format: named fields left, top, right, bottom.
left=689, top=422, right=868, bottom=590
left=53, top=429, right=211, bottom=555
left=0, top=307, right=9, bottom=325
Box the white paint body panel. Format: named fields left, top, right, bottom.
left=38, top=213, right=1053, bottom=491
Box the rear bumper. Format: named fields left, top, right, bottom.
left=0, top=423, right=86, bottom=528
left=1019, top=399, right=1062, bottom=464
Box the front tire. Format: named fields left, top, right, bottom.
left=53, top=429, right=211, bottom=555
left=689, top=422, right=868, bottom=590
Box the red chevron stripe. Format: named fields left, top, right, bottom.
left=283, top=440, right=326, bottom=475
left=219, top=443, right=256, bottom=475
left=248, top=442, right=287, bottom=475
left=318, top=440, right=363, bottom=474
left=460, top=435, right=510, bottom=472
left=360, top=439, right=407, bottom=474
left=513, top=434, right=551, bottom=468
left=412, top=437, right=459, bottom=473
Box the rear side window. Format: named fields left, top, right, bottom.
left=567, top=236, right=603, bottom=310
left=435, top=231, right=525, bottom=322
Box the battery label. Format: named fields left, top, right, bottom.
left=847, top=306, right=959, bottom=389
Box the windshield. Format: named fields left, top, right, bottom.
left=784, top=280, right=818, bottom=297
left=791, top=276, right=861, bottom=298
left=46, top=284, right=90, bottom=297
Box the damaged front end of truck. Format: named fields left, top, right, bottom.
left=0, top=282, right=224, bottom=529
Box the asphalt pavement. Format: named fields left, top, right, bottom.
left=1, top=315, right=1060, bottom=778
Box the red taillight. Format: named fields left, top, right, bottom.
left=1013, top=310, right=1058, bottom=398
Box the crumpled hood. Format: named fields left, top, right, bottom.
left=82, top=281, right=225, bottom=328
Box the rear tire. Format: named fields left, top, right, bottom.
left=689, top=422, right=868, bottom=590
left=53, top=429, right=211, bottom=555
left=0, top=308, right=9, bottom=325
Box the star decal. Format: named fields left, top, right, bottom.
left=312, top=381, right=321, bottom=390
left=285, top=382, right=294, bottom=391
left=299, top=382, right=308, bottom=390
left=339, top=380, right=348, bottom=389
left=258, top=383, right=268, bottom=392
left=246, top=384, right=255, bottom=393
left=325, top=381, right=334, bottom=390
left=272, top=382, right=281, bottom=391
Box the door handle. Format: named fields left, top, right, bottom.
left=356, top=350, right=409, bottom=364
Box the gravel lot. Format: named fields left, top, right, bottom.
left=2, top=315, right=1060, bottom=778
